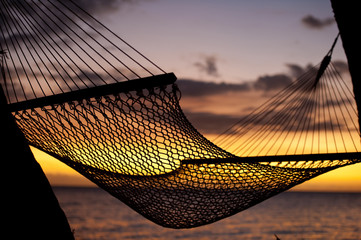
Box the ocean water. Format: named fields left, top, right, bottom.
left=54, top=187, right=361, bottom=240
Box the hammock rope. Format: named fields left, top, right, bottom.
left=1, top=0, right=360, bottom=229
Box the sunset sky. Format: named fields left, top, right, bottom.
left=29, top=0, right=361, bottom=192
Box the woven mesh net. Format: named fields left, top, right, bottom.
left=11, top=78, right=334, bottom=228
left=1, top=0, right=361, bottom=229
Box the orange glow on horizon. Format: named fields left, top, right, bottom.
left=33, top=142, right=361, bottom=192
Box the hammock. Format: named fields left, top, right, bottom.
left=1, top=0, right=360, bottom=229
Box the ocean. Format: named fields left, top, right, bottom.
left=54, top=187, right=361, bottom=240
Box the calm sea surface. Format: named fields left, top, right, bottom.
left=54, top=187, right=361, bottom=240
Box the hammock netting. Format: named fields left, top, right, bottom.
left=1, top=0, right=361, bottom=228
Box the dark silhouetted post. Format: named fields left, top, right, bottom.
left=1, top=59, right=74, bottom=239
left=331, top=0, right=361, bottom=135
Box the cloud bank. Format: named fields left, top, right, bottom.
left=179, top=61, right=349, bottom=135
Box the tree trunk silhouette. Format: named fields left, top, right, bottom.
left=331, top=0, right=361, bottom=135
left=0, top=87, right=74, bottom=238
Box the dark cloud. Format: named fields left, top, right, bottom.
left=254, top=74, right=293, bottom=91
left=177, top=79, right=250, bottom=97
left=194, top=55, right=220, bottom=77
left=179, top=60, right=349, bottom=97
left=179, top=60, right=351, bottom=135
left=245, top=106, right=344, bottom=132
left=184, top=111, right=242, bottom=134
left=286, top=60, right=349, bottom=79
left=43, top=68, right=128, bottom=92
left=332, top=60, right=349, bottom=74
left=252, top=63, right=320, bottom=92
left=286, top=63, right=305, bottom=78
left=286, top=63, right=314, bottom=78
left=183, top=97, right=347, bottom=135
left=301, top=15, right=335, bottom=29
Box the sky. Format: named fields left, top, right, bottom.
left=19, top=0, right=361, bottom=191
